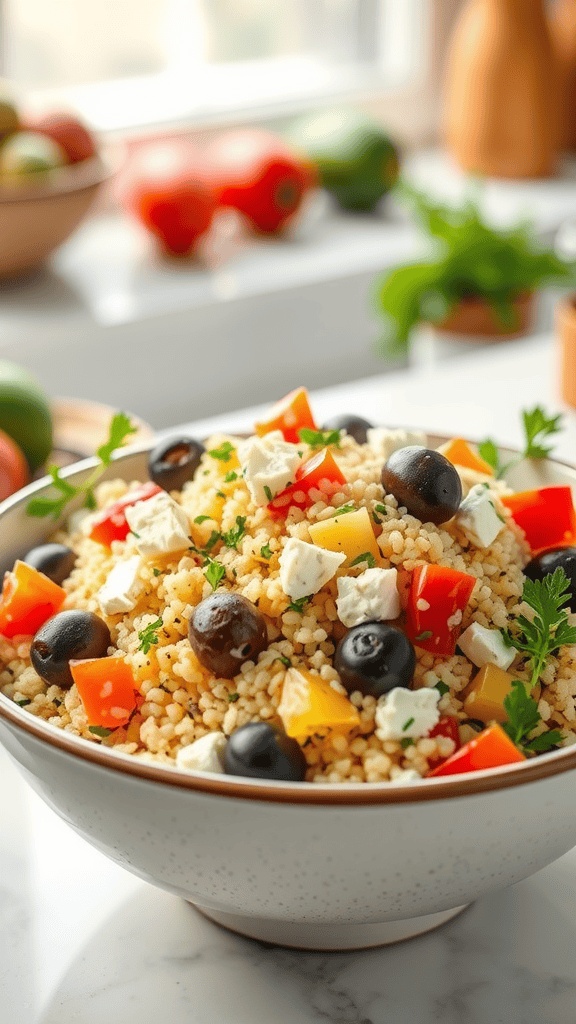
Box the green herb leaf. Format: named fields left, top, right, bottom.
left=298, top=427, right=342, bottom=449
left=137, top=617, right=164, bottom=655
left=152, top=568, right=161, bottom=577
left=350, top=552, right=376, bottom=568
left=204, top=530, right=221, bottom=552
left=260, top=542, right=273, bottom=559
left=287, top=595, right=310, bottom=613
left=402, top=716, right=415, bottom=731
left=502, top=567, right=576, bottom=691
left=372, top=503, right=387, bottom=523
left=478, top=438, right=501, bottom=475
left=15, top=697, right=31, bottom=707
left=400, top=737, right=413, bottom=749
left=88, top=725, right=113, bottom=738
left=224, top=470, right=238, bottom=482
left=194, top=515, right=211, bottom=524
left=26, top=412, right=137, bottom=520
left=276, top=655, right=291, bottom=668
left=263, top=485, right=273, bottom=502
left=434, top=680, right=450, bottom=696
left=524, top=730, right=563, bottom=752
left=522, top=406, right=563, bottom=460
left=502, top=680, right=541, bottom=747
left=204, top=558, right=226, bottom=591
left=332, top=503, right=356, bottom=517
left=216, top=490, right=226, bottom=499
left=416, top=630, right=433, bottom=641
left=228, top=692, right=240, bottom=703
left=222, top=516, right=247, bottom=551
left=208, top=441, right=235, bottom=462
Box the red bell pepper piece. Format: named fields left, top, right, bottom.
left=89, top=481, right=162, bottom=548
left=501, top=486, right=576, bottom=554
left=267, top=448, right=346, bottom=518
left=71, top=655, right=138, bottom=729
left=427, top=722, right=525, bottom=777
left=255, top=387, right=317, bottom=444
left=0, top=561, right=66, bottom=639
left=405, top=563, right=476, bottom=657
left=426, top=715, right=461, bottom=770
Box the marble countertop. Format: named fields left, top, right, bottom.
left=3, top=334, right=576, bottom=1023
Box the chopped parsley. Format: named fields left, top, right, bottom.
left=222, top=516, right=247, bottom=550
left=208, top=441, right=235, bottom=462
left=298, top=427, right=342, bottom=449
left=15, top=697, right=31, bottom=707
left=224, top=470, right=239, bottom=482
left=26, top=412, right=137, bottom=519
left=332, top=503, right=356, bottom=517
left=263, top=485, right=273, bottom=501
left=276, top=655, right=291, bottom=668
left=416, top=630, right=433, bottom=641
left=88, top=725, right=113, bottom=738
left=400, top=737, right=413, bottom=750
left=501, top=567, right=576, bottom=693
left=137, top=617, right=164, bottom=654
left=204, top=558, right=226, bottom=590
left=479, top=404, right=564, bottom=479
left=350, top=552, right=376, bottom=568
left=372, top=503, right=387, bottom=523
left=434, top=680, right=450, bottom=697
left=287, top=595, right=310, bottom=613
left=260, top=542, right=273, bottom=559
left=194, top=514, right=211, bottom=524
left=204, top=530, right=221, bottom=552
left=216, top=490, right=226, bottom=499
left=228, top=692, right=240, bottom=703
left=152, top=567, right=161, bottom=577
left=402, top=717, right=415, bottom=732
left=503, top=680, right=562, bottom=754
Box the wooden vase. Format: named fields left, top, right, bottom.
left=550, top=0, right=576, bottom=150
left=444, top=0, right=559, bottom=178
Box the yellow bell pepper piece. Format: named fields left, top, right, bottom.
left=438, top=437, right=494, bottom=476
left=189, top=491, right=225, bottom=546
left=462, top=663, right=517, bottom=723
left=278, top=667, right=361, bottom=741
left=308, top=506, right=380, bottom=565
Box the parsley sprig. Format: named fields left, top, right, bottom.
left=26, top=412, right=137, bottom=520
left=204, top=557, right=226, bottom=590
left=286, top=595, right=310, bottom=613
left=503, top=681, right=562, bottom=754
left=222, top=516, right=247, bottom=550
left=501, top=567, right=576, bottom=693
left=298, top=428, right=342, bottom=449
left=208, top=441, right=235, bottom=463
left=137, top=617, right=164, bottom=654
left=479, top=405, right=563, bottom=479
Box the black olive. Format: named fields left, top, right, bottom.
left=188, top=592, right=268, bottom=678
left=381, top=447, right=462, bottom=525
left=31, top=610, right=111, bottom=690
left=224, top=722, right=306, bottom=781
left=524, top=546, right=576, bottom=609
left=334, top=621, right=416, bottom=698
left=322, top=414, right=373, bottom=445
left=23, top=543, right=76, bottom=585
left=148, top=435, right=205, bottom=492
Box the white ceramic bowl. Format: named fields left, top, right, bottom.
left=1, top=439, right=576, bottom=951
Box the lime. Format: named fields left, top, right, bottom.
left=289, top=108, right=399, bottom=214
left=0, top=361, right=53, bottom=472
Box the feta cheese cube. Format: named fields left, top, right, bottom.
left=96, top=555, right=144, bottom=616
left=367, top=427, right=426, bottom=460
left=388, top=768, right=423, bottom=786
left=125, top=491, right=190, bottom=558
left=176, top=732, right=227, bottom=774
left=336, top=567, right=400, bottom=627
left=458, top=621, right=515, bottom=670
left=375, top=686, right=441, bottom=741
left=279, top=538, right=345, bottom=600
left=455, top=484, right=503, bottom=548
left=238, top=433, right=302, bottom=506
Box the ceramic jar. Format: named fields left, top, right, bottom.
left=551, top=0, right=576, bottom=150
left=556, top=295, right=576, bottom=407
left=444, top=0, right=559, bottom=178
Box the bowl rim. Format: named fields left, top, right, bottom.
left=1, top=434, right=576, bottom=806
left=0, top=147, right=117, bottom=203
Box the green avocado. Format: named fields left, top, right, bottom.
left=289, top=108, right=400, bottom=214
left=0, top=361, right=52, bottom=472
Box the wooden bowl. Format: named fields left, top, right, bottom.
left=0, top=154, right=113, bottom=279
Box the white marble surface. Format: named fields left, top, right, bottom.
left=3, top=336, right=576, bottom=1023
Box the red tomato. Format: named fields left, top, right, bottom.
left=268, top=448, right=346, bottom=518
left=0, top=560, right=66, bottom=639
left=71, top=656, right=137, bottom=729
left=118, top=143, right=217, bottom=255
left=405, top=563, right=476, bottom=657
left=428, top=723, right=525, bottom=777
left=25, top=113, right=97, bottom=164
left=89, top=482, right=162, bottom=548
left=426, top=715, right=461, bottom=770
left=501, top=486, right=576, bottom=553
left=206, top=129, right=316, bottom=234
left=0, top=428, right=29, bottom=501
left=255, top=387, right=317, bottom=443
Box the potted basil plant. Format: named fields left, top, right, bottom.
left=376, top=184, right=576, bottom=352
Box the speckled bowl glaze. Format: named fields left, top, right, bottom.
left=1, top=440, right=576, bottom=950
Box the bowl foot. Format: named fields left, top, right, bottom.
left=191, top=903, right=470, bottom=951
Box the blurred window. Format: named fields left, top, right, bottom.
left=1, top=0, right=439, bottom=133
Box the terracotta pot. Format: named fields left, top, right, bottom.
left=556, top=294, right=576, bottom=407
left=432, top=292, right=535, bottom=339
left=550, top=0, right=576, bottom=150
left=444, top=0, right=559, bottom=178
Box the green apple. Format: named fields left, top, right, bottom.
left=0, top=361, right=53, bottom=472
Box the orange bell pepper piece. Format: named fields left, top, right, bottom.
left=255, top=387, right=317, bottom=443
left=0, top=560, right=66, bottom=638
left=71, top=655, right=137, bottom=729
left=427, top=722, right=525, bottom=777
left=501, top=486, right=576, bottom=554
left=439, top=438, right=494, bottom=476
